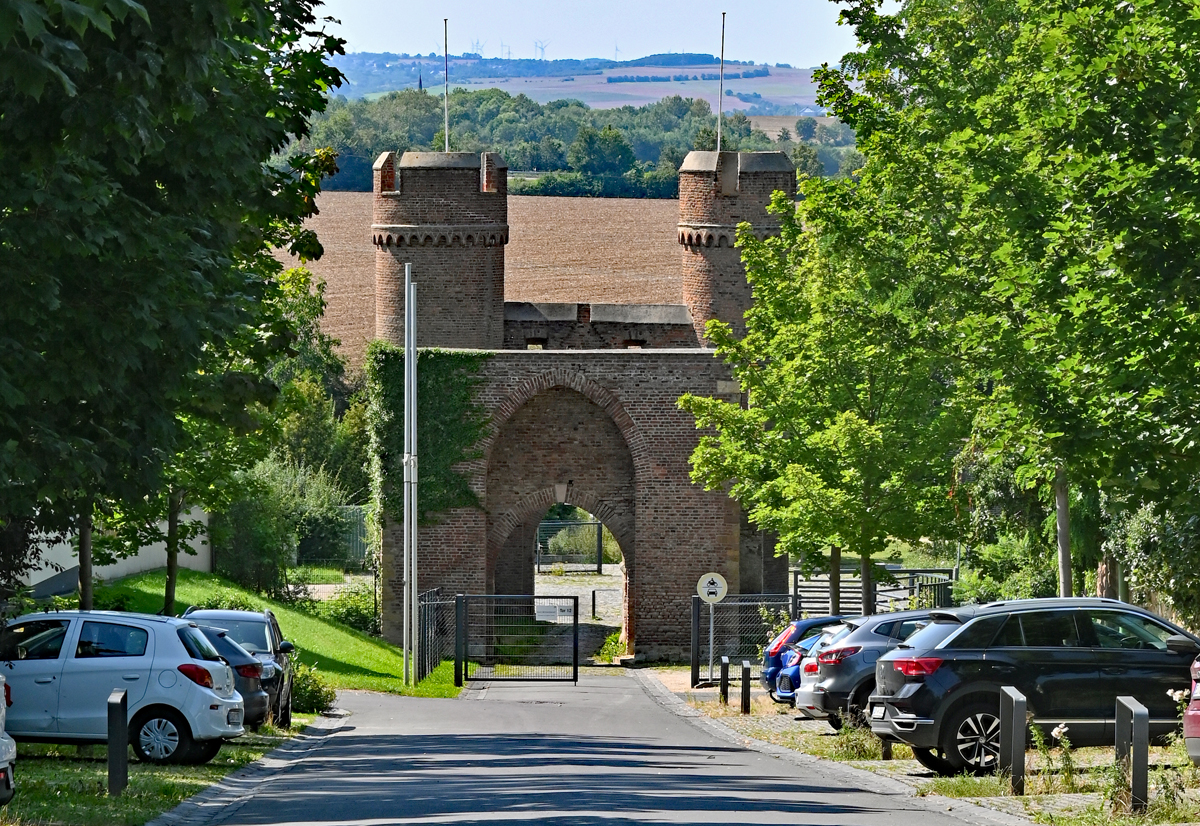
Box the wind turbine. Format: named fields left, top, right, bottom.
left=534, top=40, right=549, bottom=60
left=614, top=43, right=621, bottom=61
left=470, top=39, right=485, bottom=57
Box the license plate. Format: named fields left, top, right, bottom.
left=871, top=704, right=885, bottom=720
left=228, top=708, right=243, bottom=725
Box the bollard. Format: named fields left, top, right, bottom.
left=999, top=686, right=1026, bottom=795
left=881, top=739, right=893, bottom=761
left=719, top=656, right=729, bottom=704
left=690, top=595, right=701, bottom=688
left=454, top=594, right=465, bottom=687
left=592, top=589, right=597, bottom=620
left=1116, top=696, right=1149, bottom=812
left=107, top=689, right=128, bottom=798
left=741, top=661, right=751, bottom=714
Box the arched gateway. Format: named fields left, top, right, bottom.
left=372, top=150, right=794, bottom=659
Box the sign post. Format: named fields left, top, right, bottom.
left=697, top=572, right=728, bottom=682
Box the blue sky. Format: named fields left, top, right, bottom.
left=317, top=0, right=860, bottom=68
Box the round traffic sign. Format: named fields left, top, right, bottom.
left=697, top=572, right=728, bottom=604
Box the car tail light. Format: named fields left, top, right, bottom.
left=784, top=651, right=800, bottom=667
left=803, top=660, right=818, bottom=674
left=767, top=626, right=798, bottom=656
left=4, top=683, right=10, bottom=707
left=235, top=662, right=262, bottom=679
left=893, top=657, right=943, bottom=676
left=816, top=646, right=861, bottom=665
left=178, top=663, right=214, bottom=688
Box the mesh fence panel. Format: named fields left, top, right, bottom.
left=462, top=595, right=578, bottom=682
left=696, top=595, right=791, bottom=682
left=416, top=588, right=457, bottom=683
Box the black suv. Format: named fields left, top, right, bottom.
left=184, top=609, right=296, bottom=726
left=869, top=597, right=1200, bottom=775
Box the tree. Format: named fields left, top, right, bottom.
left=791, top=144, right=826, bottom=179
left=794, top=117, right=818, bottom=141
left=567, top=125, right=635, bottom=176
left=0, top=0, right=345, bottom=599
left=818, top=0, right=1200, bottom=595
left=777, top=127, right=792, bottom=143
left=681, top=182, right=968, bottom=613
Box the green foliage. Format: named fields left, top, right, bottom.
left=829, top=725, right=885, bottom=760
left=794, top=117, right=818, bottom=141
left=545, top=523, right=621, bottom=563
left=290, top=662, right=337, bottom=713
left=680, top=186, right=969, bottom=587
left=568, top=125, right=635, bottom=175
left=791, top=143, right=825, bottom=179
left=953, top=535, right=1057, bottom=604
left=312, top=580, right=380, bottom=636
left=509, top=167, right=680, bottom=198
left=190, top=589, right=261, bottom=613
left=0, top=0, right=344, bottom=542
left=595, top=631, right=625, bottom=662
left=211, top=457, right=350, bottom=595
left=365, top=344, right=490, bottom=523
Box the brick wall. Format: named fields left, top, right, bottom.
left=502, top=302, right=699, bottom=350
left=379, top=349, right=752, bottom=660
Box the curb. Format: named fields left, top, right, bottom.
left=143, top=712, right=350, bottom=826
left=632, top=669, right=1036, bottom=826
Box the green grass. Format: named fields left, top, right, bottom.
left=917, top=772, right=1010, bottom=798
left=94, top=569, right=460, bottom=697
left=287, top=566, right=346, bottom=585
left=1, top=717, right=312, bottom=826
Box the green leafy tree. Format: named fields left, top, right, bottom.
left=567, top=125, right=635, bottom=176
left=681, top=185, right=968, bottom=613
left=818, top=0, right=1200, bottom=594
left=791, top=143, right=826, bottom=179
left=0, top=0, right=345, bottom=601
left=794, top=117, right=818, bottom=141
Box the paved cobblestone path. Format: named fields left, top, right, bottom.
left=195, top=672, right=1004, bottom=826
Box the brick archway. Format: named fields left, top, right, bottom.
left=484, top=382, right=637, bottom=641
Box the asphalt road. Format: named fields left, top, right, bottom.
left=209, top=673, right=984, bottom=826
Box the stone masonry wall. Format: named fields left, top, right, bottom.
left=379, top=349, right=747, bottom=660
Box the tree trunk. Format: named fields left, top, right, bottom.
left=829, top=545, right=841, bottom=615
left=860, top=552, right=874, bottom=616
left=1055, top=466, right=1072, bottom=598
left=1096, top=553, right=1118, bottom=599
left=78, top=506, right=93, bottom=610
left=164, top=487, right=185, bottom=616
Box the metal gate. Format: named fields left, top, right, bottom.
left=454, top=595, right=578, bottom=685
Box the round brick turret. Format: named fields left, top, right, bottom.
left=677, top=150, right=795, bottom=344
left=373, top=151, right=509, bottom=349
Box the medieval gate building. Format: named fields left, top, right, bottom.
left=371, top=149, right=795, bottom=659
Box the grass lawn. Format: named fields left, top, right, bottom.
left=1, top=717, right=312, bottom=826
left=287, top=566, right=346, bottom=585
left=94, top=569, right=460, bottom=697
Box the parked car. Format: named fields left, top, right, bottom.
left=1185, top=656, right=1200, bottom=765
left=780, top=623, right=853, bottom=716
left=1, top=611, right=243, bottom=764
left=795, top=609, right=932, bottom=725
left=197, top=627, right=269, bottom=730
left=869, top=597, right=1199, bottom=776
left=761, top=616, right=847, bottom=700
left=0, top=675, right=16, bottom=805
left=183, top=609, right=295, bottom=726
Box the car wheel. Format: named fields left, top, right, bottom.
left=940, top=700, right=1002, bottom=775
left=131, top=708, right=194, bottom=764
left=912, top=747, right=958, bottom=776
left=846, top=682, right=874, bottom=728
left=827, top=712, right=843, bottom=731
left=180, top=739, right=222, bottom=765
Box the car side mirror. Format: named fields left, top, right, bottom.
left=1165, top=634, right=1199, bottom=654
left=278, top=641, right=295, bottom=654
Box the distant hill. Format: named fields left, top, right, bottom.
left=331, top=52, right=823, bottom=113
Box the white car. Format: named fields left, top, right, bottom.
left=0, top=675, right=16, bottom=804
left=1, top=611, right=244, bottom=764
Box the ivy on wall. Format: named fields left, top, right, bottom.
left=365, top=342, right=491, bottom=524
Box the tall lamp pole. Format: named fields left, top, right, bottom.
left=717, top=12, right=726, bottom=152
left=402, top=264, right=419, bottom=683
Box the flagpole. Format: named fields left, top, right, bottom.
left=444, top=19, right=450, bottom=152
left=408, top=278, right=419, bottom=679
left=402, top=262, right=413, bottom=684
left=717, top=12, right=726, bottom=152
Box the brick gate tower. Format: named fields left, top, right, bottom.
left=372, top=151, right=509, bottom=348
left=677, top=151, right=795, bottom=344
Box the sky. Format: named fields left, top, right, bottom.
left=316, top=0, right=859, bottom=68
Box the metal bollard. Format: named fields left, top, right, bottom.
left=1116, top=696, right=1149, bottom=812
left=690, top=596, right=701, bottom=688
left=881, top=740, right=893, bottom=760
left=719, top=656, right=729, bottom=704
left=454, top=594, right=465, bottom=687
left=741, top=661, right=751, bottom=714
left=999, top=686, right=1026, bottom=795
left=107, top=689, right=128, bottom=797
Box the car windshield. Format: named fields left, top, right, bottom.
left=204, top=620, right=272, bottom=654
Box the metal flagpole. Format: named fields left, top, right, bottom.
left=444, top=20, right=450, bottom=152
left=717, top=12, right=725, bottom=152
left=408, top=279, right=419, bottom=679
left=402, top=263, right=413, bottom=685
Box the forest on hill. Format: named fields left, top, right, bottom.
left=296, top=89, right=860, bottom=195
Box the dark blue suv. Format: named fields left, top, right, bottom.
left=761, top=616, right=847, bottom=701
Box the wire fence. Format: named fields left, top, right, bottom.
left=456, top=595, right=578, bottom=683
left=416, top=588, right=457, bottom=683
left=791, top=568, right=955, bottom=615
left=690, top=594, right=792, bottom=686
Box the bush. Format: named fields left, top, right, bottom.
left=313, top=580, right=379, bottom=636
left=291, top=661, right=336, bottom=713
left=191, top=589, right=260, bottom=612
